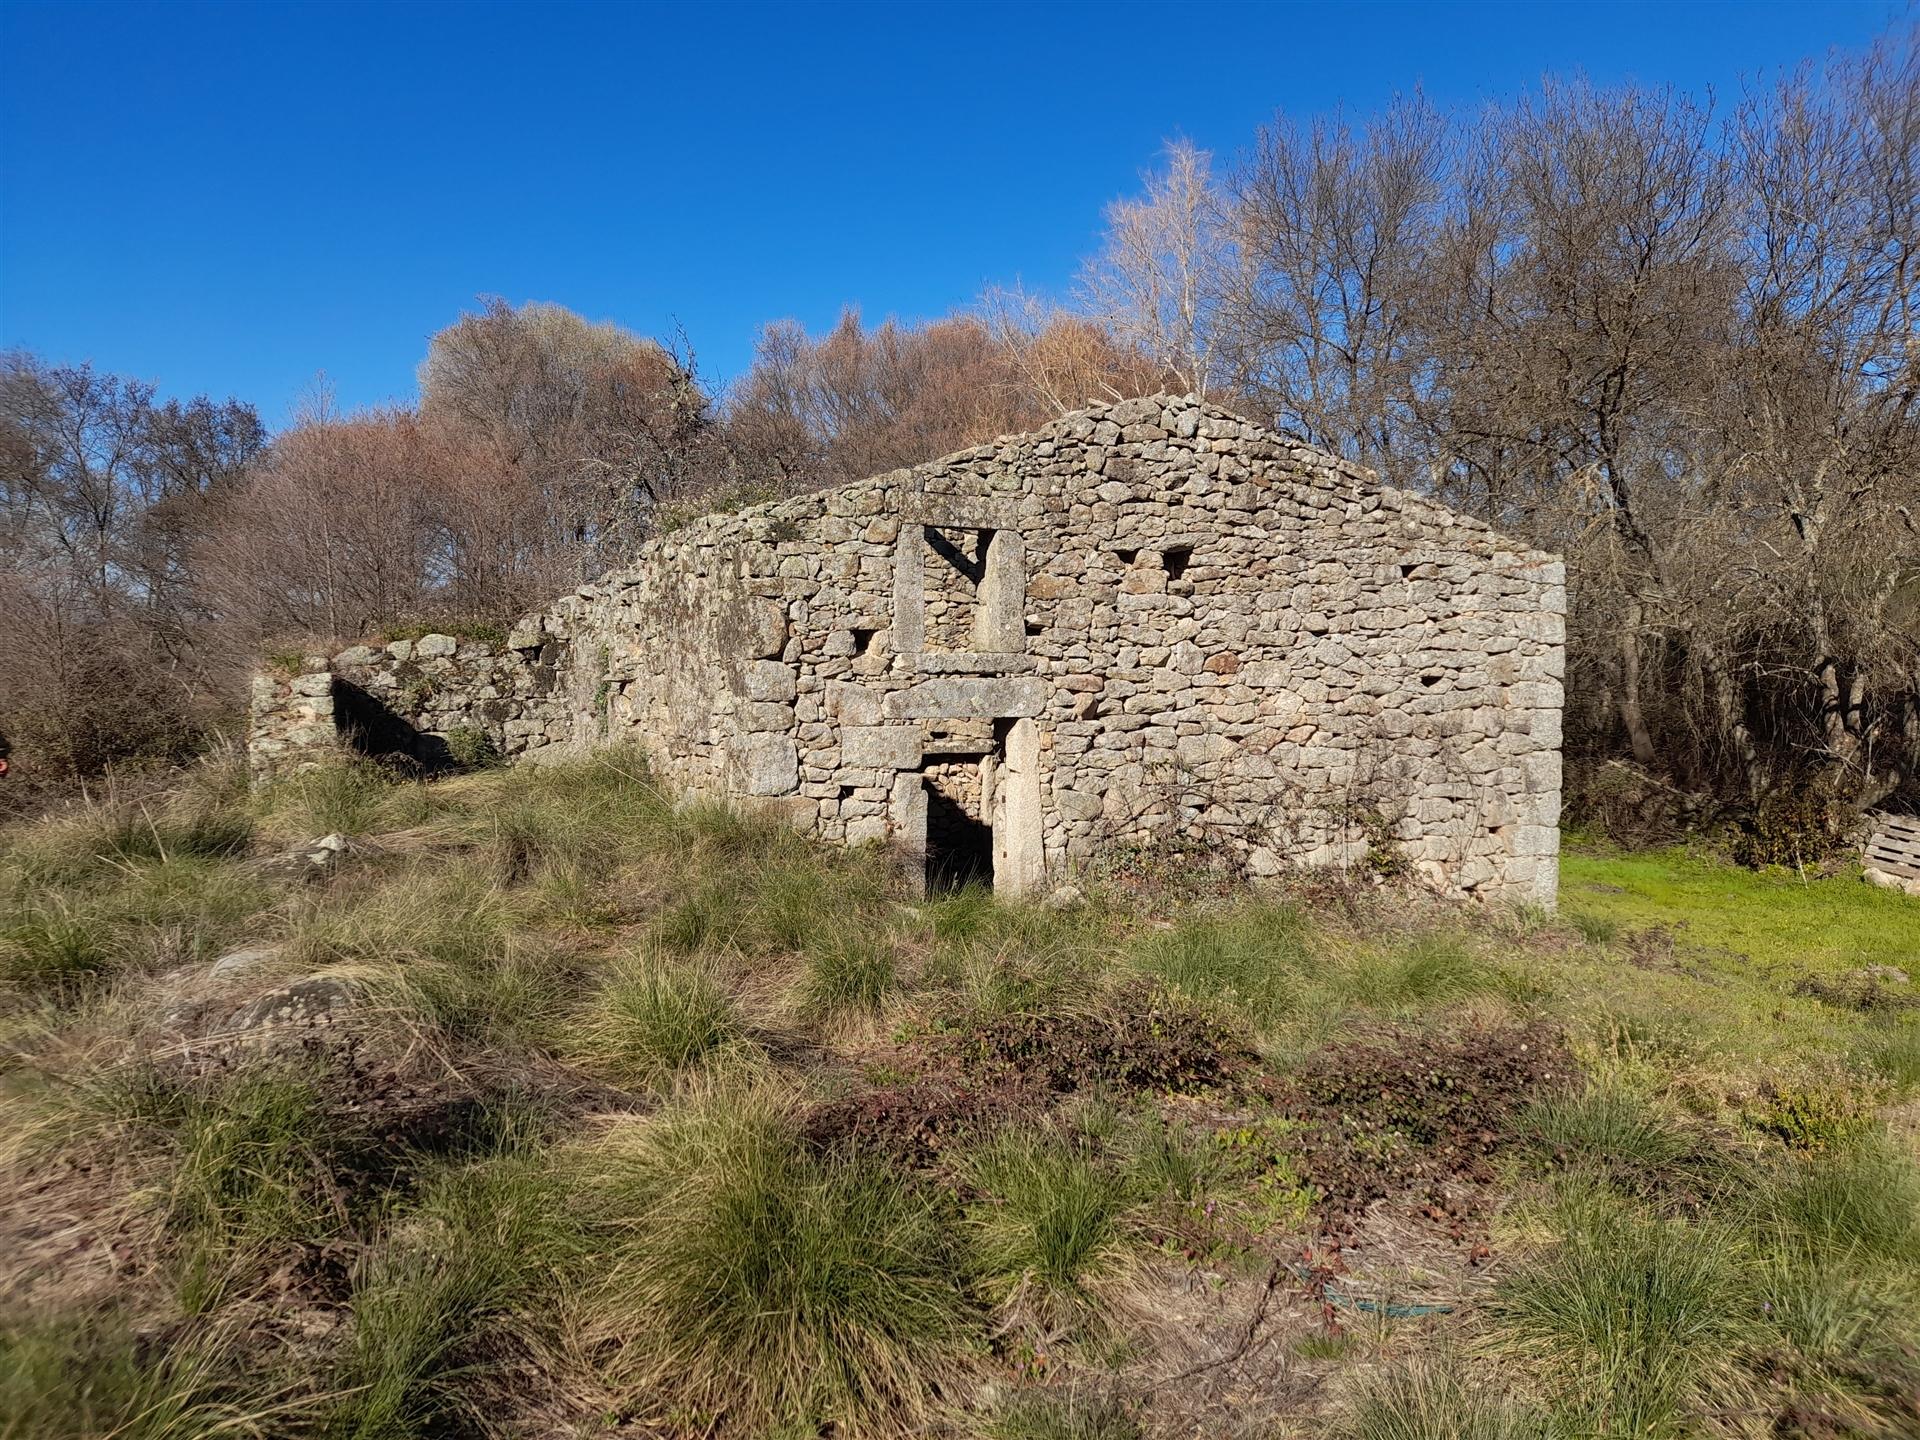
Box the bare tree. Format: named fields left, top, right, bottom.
left=1227, top=96, right=1449, bottom=470
left=1082, top=140, right=1230, bottom=398
left=419, top=298, right=726, bottom=581
left=724, top=307, right=1152, bottom=491
left=1096, top=21, right=1920, bottom=818
left=0, top=352, right=265, bottom=780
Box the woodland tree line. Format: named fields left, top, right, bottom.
left=4, top=28, right=1916, bottom=837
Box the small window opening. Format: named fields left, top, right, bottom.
left=1164, top=546, right=1194, bottom=581
left=1115, top=547, right=1139, bottom=566
left=851, top=627, right=877, bottom=657
left=922, top=526, right=993, bottom=653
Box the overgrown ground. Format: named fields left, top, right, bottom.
left=2, top=751, right=1916, bottom=1439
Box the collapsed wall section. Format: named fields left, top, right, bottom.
left=246, top=620, right=575, bottom=777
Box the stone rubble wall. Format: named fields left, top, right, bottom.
left=247, top=393, right=1564, bottom=905
left=247, top=621, right=575, bottom=776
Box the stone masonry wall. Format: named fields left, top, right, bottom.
left=248, top=395, right=1564, bottom=906
left=247, top=618, right=575, bottom=776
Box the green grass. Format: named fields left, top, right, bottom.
left=985, top=1390, right=1143, bottom=1440
left=579, top=1086, right=974, bottom=1432
left=1125, top=1117, right=1221, bottom=1206
left=1128, top=902, right=1311, bottom=1025
left=574, top=956, right=751, bottom=1087
left=1338, top=932, right=1511, bottom=1012
left=289, top=858, right=578, bottom=1052
left=1, top=849, right=270, bottom=1000
left=802, top=923, right=900, bottom=1019
left=1130, top=904, right=1512, bottom=1049
left=330, top=1147, right=582, bottom=1439
left=0, top=785, right=253, bottom=890
left=8, top=751, right=1920, bottom=1440
left=1742, top=1135, right=1920, bottom=1263
left=1490, top=1200, right=1757, bottom=1436
left=1561, top=845, right=1920, bottom=970
left=965, top=1130, right=1141, bottom=1330
left=654, top=834, right=899, bottom=962
left=1334, top=1358, right=1545, bottom=1440
left=163, top=1067, right=338, bottom=1309
left=921, top=891, right=1103, bottom=1021
left=1522, top=1080, right=1702, bottom=1177
left=255, top=759, right=430, bottom=841
left=1857, top=1021, right=1920, bottom=1092
left=0, top=894, right=114, bottom=992
left=0, top=1309, right=299, bottom=1440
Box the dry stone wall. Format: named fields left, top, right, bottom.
left=247, top=619, right=575, bottom=777
left=249, top=394, right=1564, bottom=905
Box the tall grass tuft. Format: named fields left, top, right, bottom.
left=1126, top=1117, right=1219, bottom=1205
left=1334, top=1357, right=1546, bottom=1440
left=802, top=923, right=900, bottom=1019
left=578, top=1085, right=974, bottom=1432
left=164, top=1067, right=338, bottom=1306
left=255, top=759, right=424, bottom=841
left=574, top=956, right=751, bottom=1088
left=1754, top=1251, right=1920, bottom=1374
left=1129, top=903, right=1311, bottom=1025
left=0, top=1309, right=299, bottom=1440
left=1741, top=1133, right=1920, bottom=1263
left=965, top=1129, right=1141, bottom=1330
left=986, top=1389, right=1143, bottom=1440
left=330, top=1146, right=582, bottom=1439
left=1489, top=1201, right=1755, bottom=1436
left=656, top=835, right=899, bottom=962
left=1, top=782, right=252, bottom=890
left=921, top=890, right=1104, bottom=1020
left=293, top=859, right=569, bottom=1054
left=0, top=894, right=113, bottom=993
left=1524, top=1079, right=1701, bottom=1177
left=2, top=849, right=268, bottom=1001
left=475, top=749, right=674, bottom=886
left=1857, top=1021, right=1920, bottom=1094
left=1339, top=933, right=1508, bottom=1012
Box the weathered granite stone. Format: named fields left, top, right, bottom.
left=883, top=677, right=1047, bottom=719
left=842, top=724, right=923, bottom=769
left=744, top=660, right=798, bottom=703
left=735, top=734, right=798, bottom=795
left=209, top=946, right=280, bottom=981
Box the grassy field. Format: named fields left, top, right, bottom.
left=0, top=752, right=1915, bottom=1439
left=1562, top=844, right=1920, bottom=972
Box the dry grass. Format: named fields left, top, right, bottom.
left=2, top=751, right=1917, bottom=1437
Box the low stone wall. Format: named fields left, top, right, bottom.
left=247, top=616, right=575, bottom=776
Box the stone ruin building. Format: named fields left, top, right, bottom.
left=250, top=395, right=1566, bottom=906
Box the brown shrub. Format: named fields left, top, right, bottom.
left=953, top=981, right=1253, bottom=1097
left=1269, top=1020, right=1574, bottom=1227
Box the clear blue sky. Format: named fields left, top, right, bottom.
left=0, top=0, right=1901, bottom=428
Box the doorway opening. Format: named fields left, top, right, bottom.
left=922, top=756, right=993, bottom=892
left=907, top=716, right=1043, bottom=896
